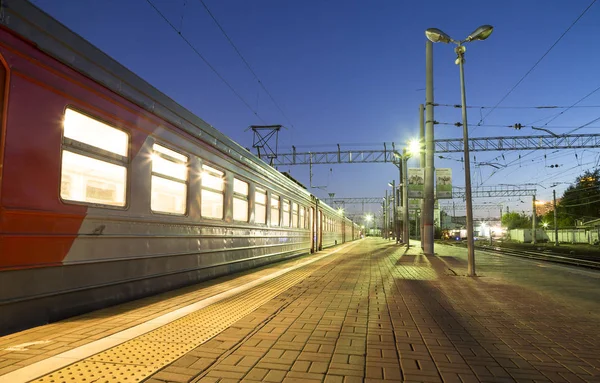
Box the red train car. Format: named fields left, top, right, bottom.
left=0, top=0, right=360, bottom=335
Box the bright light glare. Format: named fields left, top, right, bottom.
left=365, top=214, right=373, bottom=222
left=408, top=139, right=421, bottom=156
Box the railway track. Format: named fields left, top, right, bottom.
left=445, top=242, right=600, bottom=270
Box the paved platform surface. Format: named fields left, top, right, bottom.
left=1, top=238, right=599, bottom=383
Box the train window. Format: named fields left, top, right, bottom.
left=151, top=144, right=188, bottom=214
left=270, top=194, right=280, bottom=226
left=291, top=202, right=298, bottom=228
left=255, top=188, right=267, bottom=224
left=233, top=178, right=249, bottom=222
left=60, top=108, right=128, bottom=207
left=282, top=200, right=290, bottom=227
left=299, top=206, right=305, bottom=229
left=201, top=164, right=224, bottom=219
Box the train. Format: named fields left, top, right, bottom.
left=0, top=0, right=360, bottom=335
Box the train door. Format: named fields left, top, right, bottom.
left=0, top=59, right=7, bottom=201
left=318, top=209, right=323, bottom=251
left=342, top=219, right=346, bottom=243
left=309, top=207, right=315, bottom=253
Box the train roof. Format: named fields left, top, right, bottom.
left=1, top=0, right=312, bottom=198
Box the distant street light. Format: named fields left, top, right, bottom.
left=426, top=25, right=493, bottom=277
left=365, top=213, right=373, bottom=235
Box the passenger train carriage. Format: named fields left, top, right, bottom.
left=0, top=0, right=360, bottom=334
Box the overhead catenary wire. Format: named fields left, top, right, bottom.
left=537, top=84, right=600, bottom=128
left=476, top=0, right=597, bottom=125
left=566, top=115, right=600, bottom=135
left=436, top=103, right=600, bottom=109
left=436, top=122, right=600, bottom=129
left=198, top=0, right=296, bottom=130
left=145, top=0, right=267, bottom=123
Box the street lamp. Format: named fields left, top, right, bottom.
left=425, top=24, right=493, bottom=277
left=365, top=214, right=373, bottom=236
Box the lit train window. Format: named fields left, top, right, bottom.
left=151, top=144, right=188, bottom=214
left=299, top=206, right=305, bottom=229
left=201, top=164, right=224, bottom=219
left=270, top=194, right=280, bottom=226
left=233, top=178, right=249, bottom=222
left=291, top=202, right=298, bottom=228
left=282, top=200, right=290, bottom=227
left=255, top=188, right=267, bottom=224
left=60, top=108, right=128, bottom=207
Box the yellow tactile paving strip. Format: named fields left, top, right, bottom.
left=31, top=248, right=345, bottom=383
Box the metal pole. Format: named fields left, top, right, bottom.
left=423, top=40, right=435, bottom=255
left=384, top=192, right=387, bottom=239
left=419, top=104, right=425, bottom=246
left=415, top=210, right=418, bottom=238
left=403, top=149, right=410, bottom=246
left=391, top=180, right=397, bottom=242
left=457, top=45, right=475, bottom=276
left=532, top=195, right=537, bottom=245
left=398, top=162, right=403, bottom=243
left=396, top=181, right=401, bottom=243
left=553, top=189, right=559, bottom=246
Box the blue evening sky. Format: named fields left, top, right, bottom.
left=32, top=0, right=600, bottom=219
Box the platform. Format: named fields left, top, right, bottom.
left=1, top=238, right=599, bottom=383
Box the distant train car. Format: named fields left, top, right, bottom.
left=0, top=0, right=360, bottom=334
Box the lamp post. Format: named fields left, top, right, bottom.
left=388, top=180, right=397, bottom=243
left=383, top=194, right=388, bottom=239
left=402, top=148, right=410, bottom=246
left=394, top=142, right=420, bottom=248
left=425, top=25, right=493, bottom=277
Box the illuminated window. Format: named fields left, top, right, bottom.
left=201, top=164, right=224, bottom=219
left=233, top=178, right=249, bottom=222
left=282, top=200, right=290, bottom=227
left=60, top=108, right=128, bottom=207
left=255, top=188, right=267, bottom=224
left=151, top=144, right=188, bottom=214
left=291, top=202, right=298, bottom=228
left=299, top=206, right=305, bottom=229
left=271, top=194, right=280, bottom=226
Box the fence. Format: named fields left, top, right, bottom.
left=508, top=228, right=599, bottom=244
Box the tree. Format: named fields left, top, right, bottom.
left=557, top=169, right=600, bottom=224
left=501, top=212, right=531, bottom=229
left=540, top=210, right=574, bottom=228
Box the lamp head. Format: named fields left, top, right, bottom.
left=425, top=28, right=453, bottom=43
left=408, top=139, right=420, bottom=157
left=466, top=25, right=493, bottom=42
